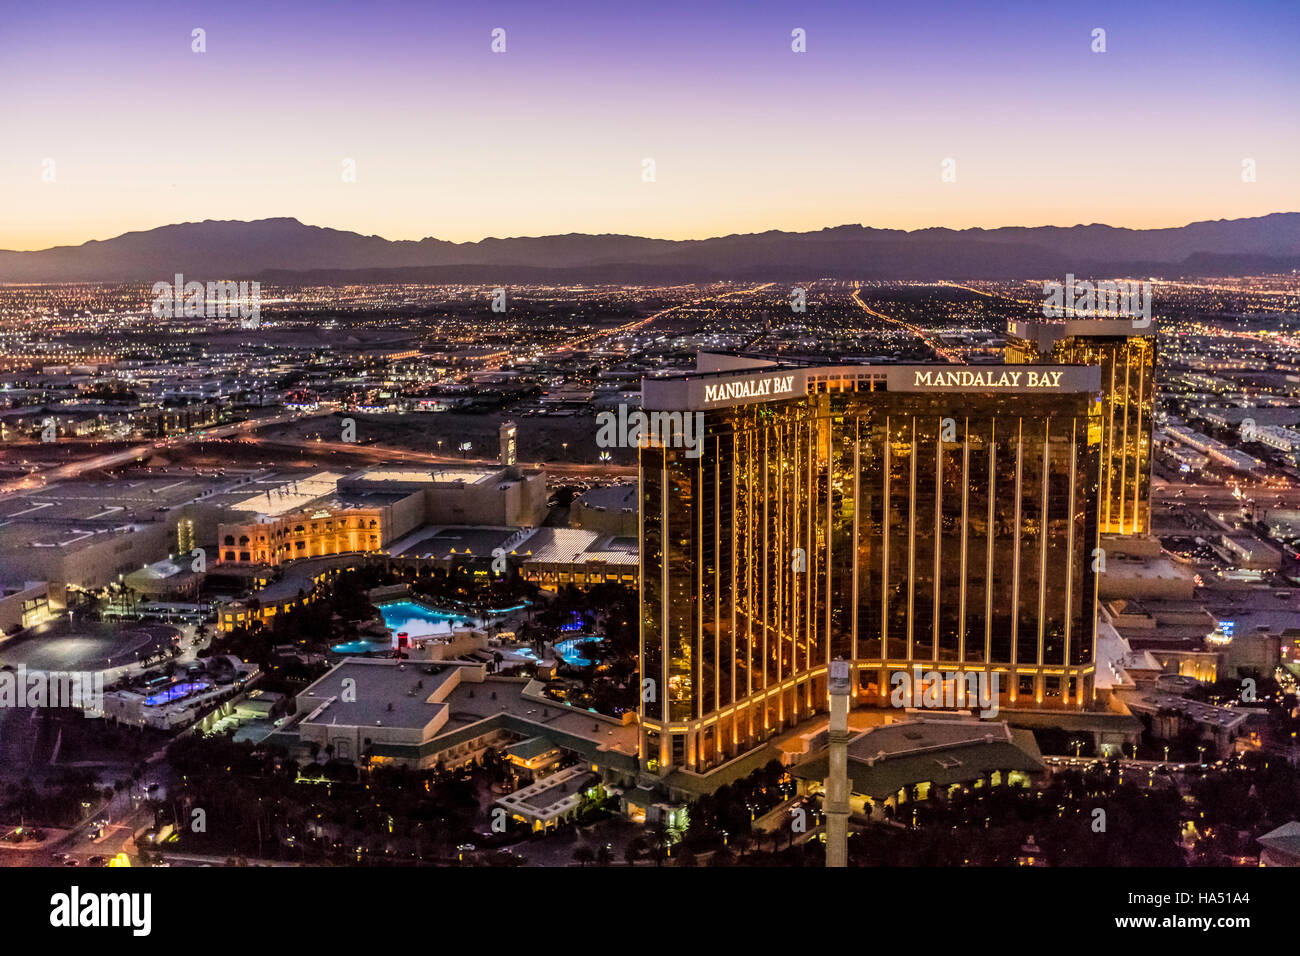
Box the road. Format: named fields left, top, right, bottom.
left=850, top=284, right=961, bottom=362
left=1155, top=481, right=1300, bottom=509
left=0, top=409, right=336, bottom=497
left=1, top=763, right=171, bottom=869
left=470, top=283, right=772, bottom=369
left=0, top=286, right=777, bottom=496
left=241, top=435, right=637, bottom=478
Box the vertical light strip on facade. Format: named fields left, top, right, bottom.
left=1038, top=419, right=1049, bottom=671
left=1120, top=359, right=1131, bottom=536
left=1010, top=419, right=1022, bottom=671
left=1064, top=418, right=1076, bottom=685
left=959, top=420, right=970, bottom=663
left=907, top=417, right=917, bottom=663
left=933, top=425, right=943, bottom=661
left=985, top=423, right=995, bottom=666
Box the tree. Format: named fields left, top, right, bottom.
left=624, top=837, right=645, bottom=866
left=572, top=845, right=595, bottom=866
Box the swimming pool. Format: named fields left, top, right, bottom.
left=144, top=681, right=210, bottom=707
left=378, top=600, right=475, bottom=637
left=329, top=639, right=392, bottom=655
left=515, top=638, right=602, bottom=666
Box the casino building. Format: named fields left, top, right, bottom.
left=1005, top=319, right=1155, bottom=536
left=638, top=354, right=1103, bottom=776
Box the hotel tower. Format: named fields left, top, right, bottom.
left=638, top=354, right=1102, bottom=776
left=1005, top=320, right=1155, bottom=536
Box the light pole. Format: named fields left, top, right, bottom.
left=826, top=658, right=851, bottom=868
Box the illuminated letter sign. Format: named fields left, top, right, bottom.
left=703, top=374, right=796, bottom=405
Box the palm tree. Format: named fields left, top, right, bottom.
left=650, top=819, right=669, bottom=866
left=624, top=837, right=644, bottom=865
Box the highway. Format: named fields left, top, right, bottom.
left=0, top=409, right=336, bottom=497
left=850, top=284, right=961, bottom=362
left=0, top=286, right=776, bottom=495
left=244, top=435, right=637, bottom=478
left=1154, top=481, right=1300, bottom=509
left=471, top=282, right=773, bottom=368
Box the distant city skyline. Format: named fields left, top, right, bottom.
left=2, top=0, right=1298, bottom=250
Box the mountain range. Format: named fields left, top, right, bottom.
left=2, top=214, right=1299, bottom=283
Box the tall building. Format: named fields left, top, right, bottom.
left=825, top=658, right=851, bottom=867
left=177, top=517, right=196, bottom=556
left=1006, top=320, right=1155, bottom=536
left=500, top=421, right=518, bottom=466
left=638, top=357, right=1102, bottom=776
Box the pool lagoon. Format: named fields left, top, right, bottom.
left=515, top=637, right=602, bottom=666
left=145, top=681, right=211, bottom=707
left=378, top=600, right=476, bottom=637
left=331, top=600, right=476, bottom=655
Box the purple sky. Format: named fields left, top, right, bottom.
left=2, top=0, right=1297, bottom=249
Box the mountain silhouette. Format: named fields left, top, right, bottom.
left=2, top=214, right=1298, bottom=282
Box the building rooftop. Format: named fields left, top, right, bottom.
left=1258, top=821, right=1300, bottom=863
left=297, top=658, right=459, bottom=732
left=519, top=528, right=638, bottom=566
left=438, top=678, right=638, bottom=761
left=388, top=525, right=519, bottom=559
left=223, top=471, right=344, bottom=518
left=792, top=717, right=1045, bottom=800
left=1121, top=692, right=1249, bottom=732
left=504, top=735, right=558, bottom=761
left=0, top=519, right=141, bottom=553
left=573, top=484, right=636, bottom=513
left=353, top=467, right=495, bottom=486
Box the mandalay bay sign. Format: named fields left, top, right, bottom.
left=914, top=369, right=1061, bottom=389
left=892, top=366, right=1096, bottom=394
left=702, top=374, right=797, bottom=405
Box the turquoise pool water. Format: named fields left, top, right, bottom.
left=330, top=639, right=391, bottom=654
left=378, top=600, right=475, bottom=636
left=145, top=681, right=210, bottom=706
left=330, top=600, right=475, bottom=655
left=516, top=638, right=601, bottom=666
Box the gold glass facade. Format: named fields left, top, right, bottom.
left=1006, top=326, right=1154, bottom=536
left=639, top=368, right=1101, bottom=775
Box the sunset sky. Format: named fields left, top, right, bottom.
left=2, top=0, right=1297, bottom=250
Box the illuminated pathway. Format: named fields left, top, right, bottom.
left=850, top=284, right=960, bottom=362
left=473, top=283, right=774, bottom=368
